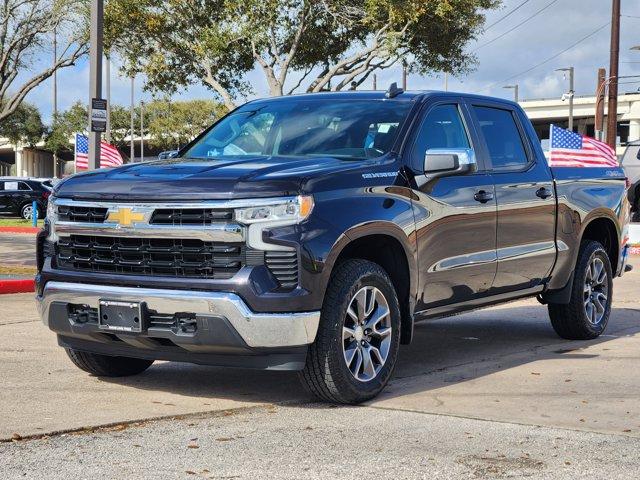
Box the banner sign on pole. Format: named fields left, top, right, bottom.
left=90, top=98, right=107, bottom=132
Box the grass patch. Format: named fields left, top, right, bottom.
left=0, top=218, right=44, bottom=228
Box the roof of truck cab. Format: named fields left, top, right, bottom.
left=244, top=90, right=519, bottom=107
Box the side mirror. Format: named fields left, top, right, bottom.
left=424, top=148, right=477, bottom=177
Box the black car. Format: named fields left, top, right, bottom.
left=0, top=177, right=51, bottom=219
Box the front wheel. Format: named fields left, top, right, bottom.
left=548, top=240, right=613, bottom=340
left=66, top=349, right=154, bottom=377
left=299, top=259, right=401, bottom=404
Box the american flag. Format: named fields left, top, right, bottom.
left=75, top=133, right=124, bottom=170
left=549, top=124, right=618, bottom=167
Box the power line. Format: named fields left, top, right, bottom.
left=473, top=0, right=560, bottom=52
left=622, top=15, right=640, bottom=19
left=483, top=0, right=533, bottom=32
left=481, top=22, right=610, bottom=92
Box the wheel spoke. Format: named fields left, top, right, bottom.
left=351, top=348, right=363, bottom=376
left=594, top=293, right=607, bottom=315
left=368, top=345, right=384, bottom=365
left=361, top=346, right=376, bottom=379
left=344, top=342, right=358, bottom=367
left=374, top=326, right=392, bottom=339
left=343, top=326, right=355, bottom=341
left=355, top=289, right=368, bottom=323
left=364, top=304, right=389, bottom=331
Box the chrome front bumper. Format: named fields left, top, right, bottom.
left=37, top=281, right=320, bottom=348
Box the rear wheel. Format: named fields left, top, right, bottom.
left=299, top=259, right=401, bottom=404
left=548, top=240, right=613, bottom=340
left=66, top=349, right=154, bottom=377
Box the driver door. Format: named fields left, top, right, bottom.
left=409, top=100, right=498, bottom=312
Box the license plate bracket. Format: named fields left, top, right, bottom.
left=98, top=300, right=144, bottom=333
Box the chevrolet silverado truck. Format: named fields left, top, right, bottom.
left=37, top=88, right=631, bottom=404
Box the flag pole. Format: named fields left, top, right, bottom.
left=74, top=134, right=77, bottom=174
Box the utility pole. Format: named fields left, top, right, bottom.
left=556, top=67, right=574, bottom=131
left=402, top=60, right=407, bottom=90
left=130, top=76, right=135, bottom=162
left=52, top=28, right=58, bottom=177
left=87, top=0, right=103, bottom=170
left=503, top=84, right=519, bottom=102
left=444, top=72, right=449, bottom=92
left=105, top=54, right=111, bottom=144
left=372, top=74, right=377, bottom=90
left=595, top=68, right=606, bottom=141
left=140, top=101, right=144, bottom=162
left=606, top=0, right=620, bottom=148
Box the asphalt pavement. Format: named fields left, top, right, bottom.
left=1, top=267, right=639, bottom=479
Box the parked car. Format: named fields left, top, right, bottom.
left=0, top=177, right=51, bottom=219
left=621, top=141, right=640, bottom=222
left=157, top=150, right=179, bottom=160
left=37, top=88, right=630, bottom=404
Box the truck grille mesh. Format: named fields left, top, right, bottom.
left=58, top=205, right=108, bottom=223
left=150, top=208, right=234, bottom=225
left=56, top=235, right=244, bottom=279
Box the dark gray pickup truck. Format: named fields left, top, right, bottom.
left=37, top=89, right=631, bottom=403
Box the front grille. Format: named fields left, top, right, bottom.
left=58, top=205, right=108, bottom=223
left=265, top=250, right=298, bottom=289
left=150, top=208, right=234, bottom=225
left=56, top=235, right=244, bottom=278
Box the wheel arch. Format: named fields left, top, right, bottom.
left=325, top=222, right=417, bottom=344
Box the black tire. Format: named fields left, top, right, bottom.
left=65, top=348, right=154, bottom=377
left=548, top=240, right=613, bottom=340
left=299, top=259, right=401, bottom=404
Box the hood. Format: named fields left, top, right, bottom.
left=55, top=155, right=366, bottom=200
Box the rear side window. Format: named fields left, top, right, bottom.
left=18, top=182, right=31, bottom=191
left=473, top=106, right=529, bottom=170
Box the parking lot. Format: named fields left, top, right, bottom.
left=1, top=264, right=639, bottom=478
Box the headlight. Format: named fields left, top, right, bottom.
left=235, top=195, right=314, bottom=224
left=45, top=197, right=58, bottom=242
left=235, top=196, right=314, bottom=251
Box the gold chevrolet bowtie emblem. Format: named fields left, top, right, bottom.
left=107, top=208, right=145, bottom=226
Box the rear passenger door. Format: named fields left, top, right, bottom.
left=468, top=101, right=556, bottom=292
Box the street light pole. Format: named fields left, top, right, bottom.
left=130, top=76, right=135, bottom=162
left=140, top=100, right=144, bottom=162
left=556, top=67, right=574, bottom=131
left=105, top=54, right=111, bottom=144
left=503, top=84, right=519, bottom=102
left=87, top=0, right=103, bottom=170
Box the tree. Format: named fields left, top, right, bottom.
left=0, top=0, right=89, bottom=122
left=106, top=0, right=499, bottom=111
left=0, top=102, right=45, bottom=146
left=145, top=99, right=224, bottom=151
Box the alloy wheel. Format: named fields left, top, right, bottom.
left=342, top=286, right=392, bottom=382
left=584, top=256, right=609, bottom=325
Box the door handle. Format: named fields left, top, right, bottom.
left=474, top=190, right=494, bottom=204
left=536, top=187, right=553, bottom=199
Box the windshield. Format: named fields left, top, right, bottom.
left=183, top=99, right=412, bottom=161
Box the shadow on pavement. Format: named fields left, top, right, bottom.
left=97, top=303, right=640, bottom=404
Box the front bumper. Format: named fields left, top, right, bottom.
left=37, top=281, right=321, bottom=370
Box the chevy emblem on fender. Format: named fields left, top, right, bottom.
left=106, top=208, right=145, bottom=226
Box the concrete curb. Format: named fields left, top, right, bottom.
left=0, top=279, right=35, bottom=294
left=0, top=226, right=40, bottom=234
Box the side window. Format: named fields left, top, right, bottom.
left=18, top=182, right=31, bottom=191
left=4, top=181, right=18, bottom=191
left=473, top=106, right=529, bottom=170
left=414, top=105, right=470, bottom=158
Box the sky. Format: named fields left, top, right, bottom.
left=23, top=0, right=640, bottom=124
